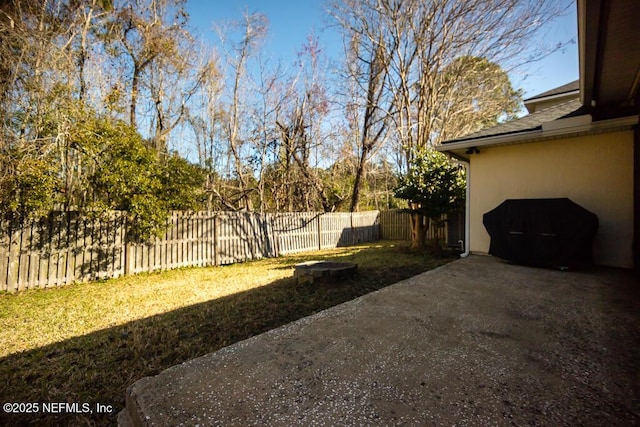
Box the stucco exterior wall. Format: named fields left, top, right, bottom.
left=470, top=130, right=634, bottom=268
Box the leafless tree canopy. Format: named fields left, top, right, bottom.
left=331, top=0, right=562, bottom=166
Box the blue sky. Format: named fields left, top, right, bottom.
left=185, top=1, right=336, bottom=55
left=185, top=0, right=579, bottom=100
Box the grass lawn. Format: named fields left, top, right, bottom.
left=0, top=241, right=456, bottom=426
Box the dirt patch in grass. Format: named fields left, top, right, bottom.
left=0, top=241, right=456, bottom=426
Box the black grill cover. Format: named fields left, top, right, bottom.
left=483, top=198, right=598, bottom=269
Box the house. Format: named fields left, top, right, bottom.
left=436, top=0, right=640, bottom=270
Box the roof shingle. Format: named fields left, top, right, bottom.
left=524, top=80, right=580, bottom=102
left=443, top=98, right=583, bottom=144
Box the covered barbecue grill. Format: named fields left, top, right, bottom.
left=483, top=198, right=598, bottom=269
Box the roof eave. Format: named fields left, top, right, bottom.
left=437, top=115, right=638, bottom=159
left=524, top=89, right=580, bottom=105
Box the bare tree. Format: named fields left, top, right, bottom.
left=275, top=99, right=333, bottom=212
left=330, top=0, right=396, bottom=212
left=248, top=56, right=288, bottom=212
left=107, top=0, right=189, bottom=135
left=332, top=0, right=565, bottom=246
left=332, top=0, right=565, bottom=163
left=216, top=12, right=268, bottom=211
left=274, top=34, right=337, bottom=212
left=185, top=49, right=225, bottom=210
left=146, top=34, right=211, bottom=152
left=76, top=0, right=114, bottom=101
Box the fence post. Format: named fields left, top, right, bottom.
left=317, top=213, right=322, bottom=251
left=350, top=212, right=355, bottom=246
left=123, top=216, right=132, bottom=276
left=124, top=242, right=132, bottom=276
left=213, top=214, right=219, bottom=266
left=6, top=221, right=20, bottom=292
left=272, top=214, right=280, bottom=257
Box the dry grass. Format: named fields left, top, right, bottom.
left=0, top=241, right=456, bottom=426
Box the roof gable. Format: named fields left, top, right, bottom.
left=523, top=80, right=580, bottom=114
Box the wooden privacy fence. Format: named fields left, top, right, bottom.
left=0, top=211, right=381, bottom=292
left=379, top=210, right=447, bottom=241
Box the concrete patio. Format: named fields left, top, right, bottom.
left=119, top=255, right=639, bottom=426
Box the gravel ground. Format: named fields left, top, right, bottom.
left=119, top=255, right=640, bottom=426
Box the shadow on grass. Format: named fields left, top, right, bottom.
left=0, top=243, right=453, bottom=426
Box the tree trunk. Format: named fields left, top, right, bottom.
left=350, top=161, right=364, bottom=212
left=130, top=63, right=139, bottom=127
left=410, top=212, right=426, bottom=249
